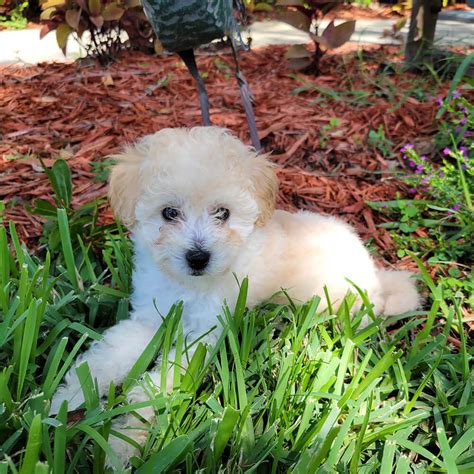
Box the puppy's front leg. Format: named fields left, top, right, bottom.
left=108, top=331, right=219, bottom=465
left=106, top=345, right=189, bottom=465
left=51, top=318, right=158, bottom=413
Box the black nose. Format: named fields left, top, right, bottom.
left=185, top=249, right=211, bottom=271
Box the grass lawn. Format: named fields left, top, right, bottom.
left=0, top=46, right=473, bottom=472
left=0, top=195, right=473, bottom=472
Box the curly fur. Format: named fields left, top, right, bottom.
left=52, top=127, right=420, bottom=464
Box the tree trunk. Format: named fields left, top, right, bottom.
left=405, top=0, right=442, bottom=66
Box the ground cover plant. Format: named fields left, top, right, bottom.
left=0, top=44, right=473, bottom=471
left=368, top=88, right=473, bottom=308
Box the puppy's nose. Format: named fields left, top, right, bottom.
left=185, top=249, right=211, bottom=271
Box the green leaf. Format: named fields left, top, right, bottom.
left=213, top=406, right=240, bottom=460
left=55, top=23, right=72, bottom=53
left=88, top=0, right=101, bottom=15
left=40, top=7, right=55, bottom=20
left=53, top=402, right=67, bottom=474
left=434, top=407, right=459, bottom=473
left=65, top=9, right=81, bottom=30
left=278, top=10, right=311, bottom=32
left=41, top=0, right=65, bottom=9
left=102, top=3, right=124, bottom=21
left=254, top=2, right=273, bottom=12
left=19, top=414, right=42, bottom=474
left=351, top=347, right=400, bottom=400
left=57, top=209, right=80, bottom=291
left=285, top=44, right=311, bottom=59
left=313, top=20, right=356, bottom=49
left=276, top=0, right=306, bottom=5
left=42, top=159, right=72, bottom=208
left=136, top=435, right=193, bottom=473
left=76, top=424, right=125, bottom=473
left=90, top=15, right=104, bottom=29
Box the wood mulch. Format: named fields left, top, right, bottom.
left=0, top=44, right=448, bottom=272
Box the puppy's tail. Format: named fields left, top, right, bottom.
left=376, top=270, right=421, bottom=315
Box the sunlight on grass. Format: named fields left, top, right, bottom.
left=0, top=209, right=472, bottom=473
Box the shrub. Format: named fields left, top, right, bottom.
left=277, top=0, right=355, bottom=75
left=0, top=0, right=28, bottom=29
left=40, top=0, right=155, bottom=64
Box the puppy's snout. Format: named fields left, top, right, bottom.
left=185, top=249, right=211, bottom=272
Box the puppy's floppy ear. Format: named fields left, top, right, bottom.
left=251, top=153, right=279, bottom=226
left=108, top=146, right=144, bottom=228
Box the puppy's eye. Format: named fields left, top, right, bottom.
left=214, top=207, right=230, bottom=222
left=162, top=207, right=180, bottom=221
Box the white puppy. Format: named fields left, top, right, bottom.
left=51, top=126, right=420, bottom=462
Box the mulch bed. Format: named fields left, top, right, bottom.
left=0, top=44, right=448, bottom=271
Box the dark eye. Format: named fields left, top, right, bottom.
left=162, top=207, right=180, bottom=221
left=215, top=207, right=230, bottom=221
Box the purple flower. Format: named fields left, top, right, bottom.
left=408, top=160, right=416, bottom=168
left=401, top=144, right=414, bottom=153
left=415, top=164, right=424, bottom=174
left=436, top=96, right=443, bottom=106
left=465, top=131, right=471, bottom=138
left=453, top=90, right=461, bottom=99
left=443, top=147, right=451, bottom=156
left=420, top=155, right=427, bottom=161
left=422, top=177, right=430, bottom=184
left=451, top=203, right=461, bottom=211
left=455, top=127, right=462, bottom=135
left=460, top=117, right=467, bottom=125
left=409, top=188, right=417, bottom=194
left=460, top=146, right=467, bottom=156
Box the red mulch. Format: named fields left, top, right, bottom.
left=0, top=45, right=448, bottom=272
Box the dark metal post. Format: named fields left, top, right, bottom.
left=178, top=49, right=212, bottom=126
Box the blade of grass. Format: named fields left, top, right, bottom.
left=19, top=414, right=42, bottom=474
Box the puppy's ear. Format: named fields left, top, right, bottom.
left=251, top=154, right=279, bottom=226
left=108, top=147, right=143, bottom=228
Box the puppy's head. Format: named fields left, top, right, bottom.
left=109, top=127, right=278, bottom=284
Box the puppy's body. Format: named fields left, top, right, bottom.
left=133, top=209, right=410, bottom=328
left=52, top=127, right=419, bottom=463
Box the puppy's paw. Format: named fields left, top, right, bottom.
left=50, top=384, right=85, bottom=415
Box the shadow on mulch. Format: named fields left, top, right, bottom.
left=0, top=44, right=449, bottom=270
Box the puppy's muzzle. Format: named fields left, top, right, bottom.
left=185, top=248, right=211, bottom=273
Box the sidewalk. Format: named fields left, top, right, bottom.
left=0, top=10, right=472, bottom=66
left=248, top=12, right=474, bottom=49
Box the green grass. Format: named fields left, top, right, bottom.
left=0, top=207, right=473, bottom=473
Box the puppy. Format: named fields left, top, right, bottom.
left=51, top=126, right=420, bottom=462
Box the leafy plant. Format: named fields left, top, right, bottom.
left=278, top=0, right=355, bottom=75
left=369, top=91, right=473, bottom=308
left=319, top=116, right=339, bottom=147
left=243, top=0, right=274, bottom=13
left=367, top=124, right=394, bottom=157
left=28, top=159, right=110, bottom=254
left=39, top=0, right=155, bottom=64
left=0, top=0, right=28, bottom=29
left=291, top=74, right=375, bottom=106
